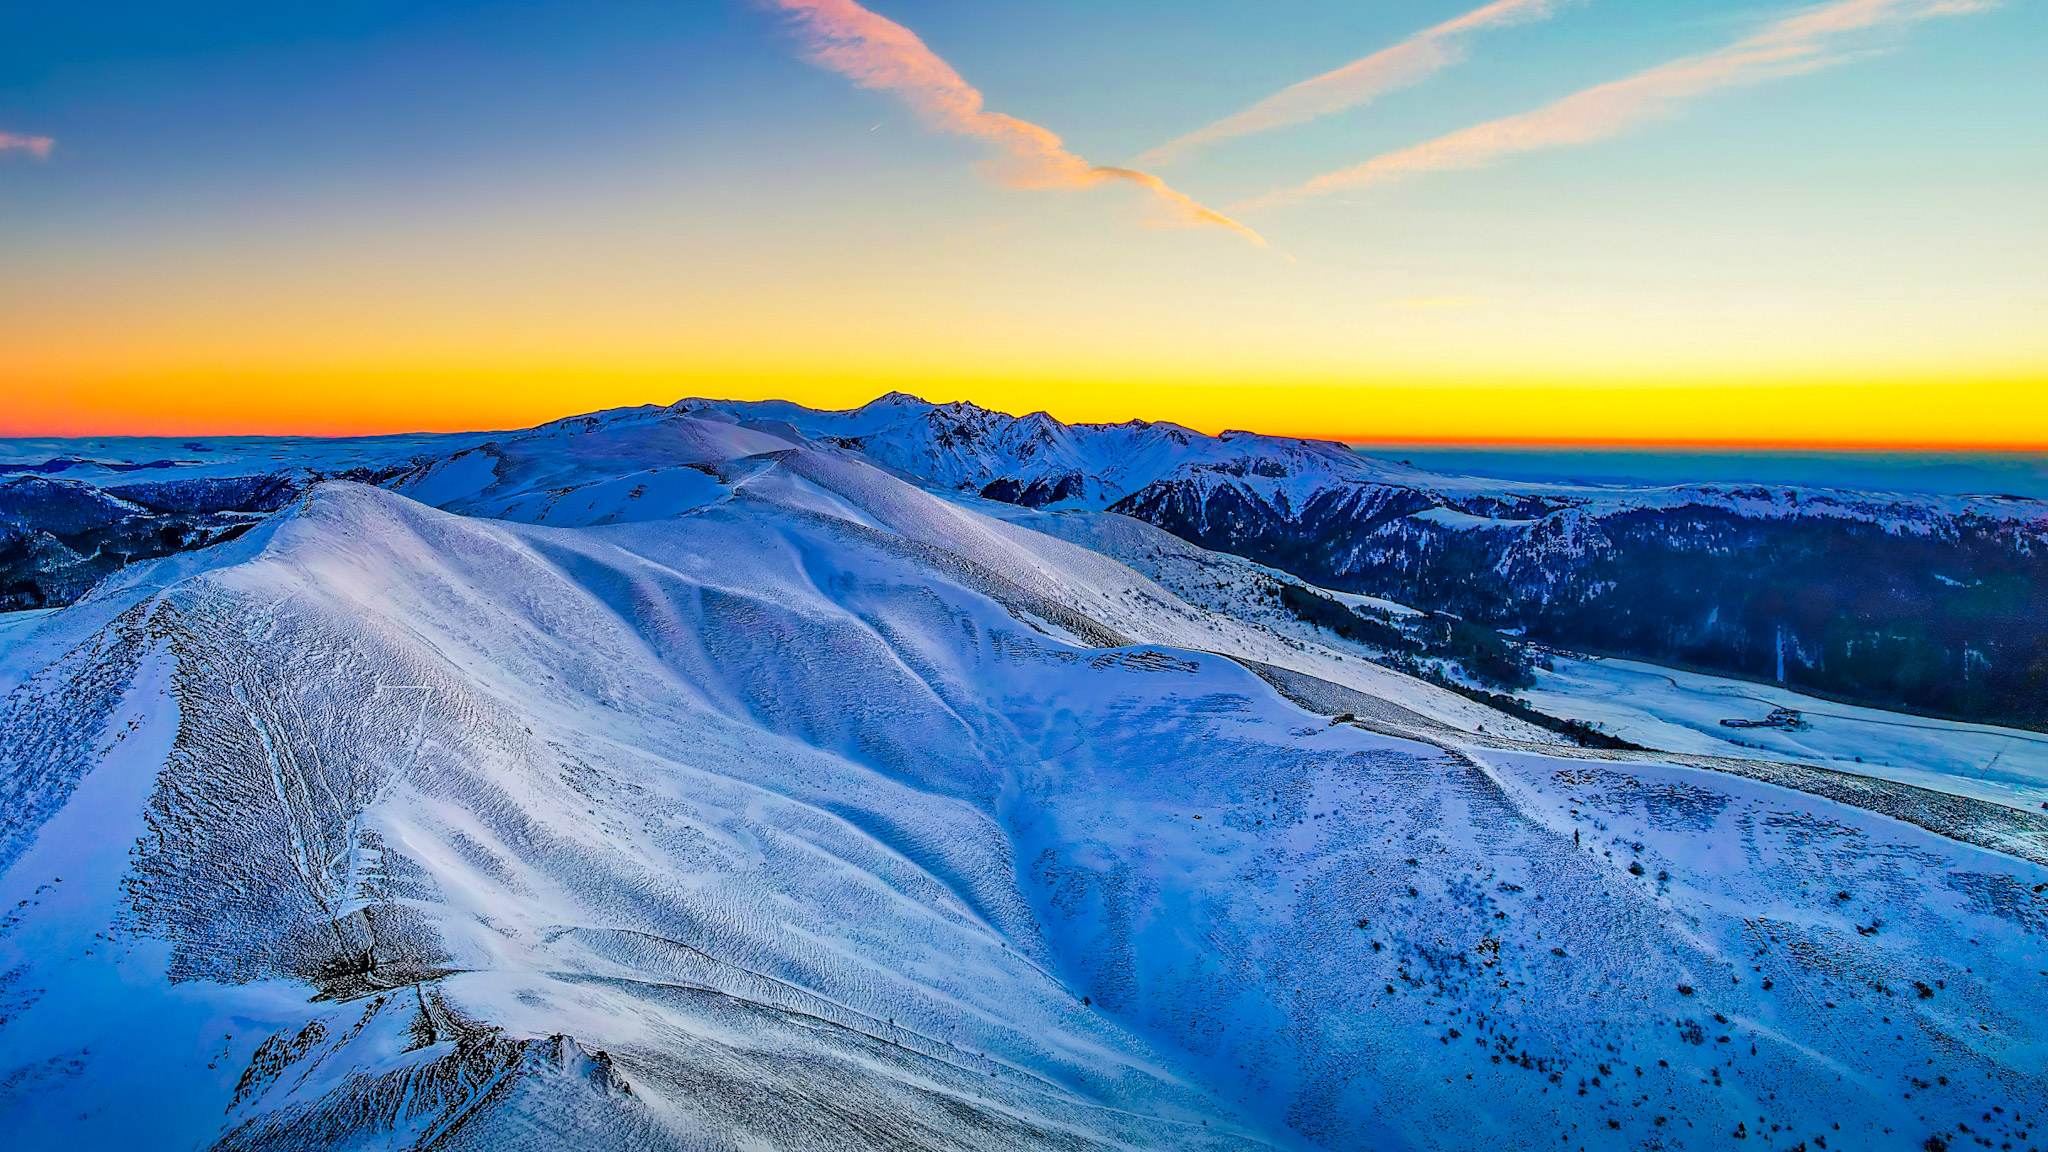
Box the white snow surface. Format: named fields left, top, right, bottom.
left=1525, top=654, right=2048, bottom=811
left=0, top=430, right=498, bottom=493
left=397, top=415, right=1559, bottom=741
left=0, top=403, right=2046, bottom=1149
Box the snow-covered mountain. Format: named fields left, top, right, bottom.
left=8, top=393, right=2048, bottom=725
left=665, top=394, right=2048, bottom=729
left=673, top=391, right=2048, bottom=525
left=3, top=408, right=2047, bottom=1149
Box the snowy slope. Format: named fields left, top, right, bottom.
left=1523, top=654, right=2048, bottom=811
left=388, top=413, right=1557, bottom=742
left=0, top=457, right=2045, bottom=1149
left=0, top=430, right=497, bottom=491
left=975, top=505, right=2048, bottom=814
left=1, top=485, right=1271, bottom=1150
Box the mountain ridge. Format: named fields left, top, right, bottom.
left=3, top=402, right=2046, bottom=1148
left=6, top=390, right=2048, bottom=727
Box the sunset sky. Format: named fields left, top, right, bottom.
left=2, top=0, right=2043, bottom=444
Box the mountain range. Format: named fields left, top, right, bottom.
left=1, top=397, right=2045, bottom=1150
left=19, top=392, right=2044, bottom=724
left=686, top=394, right=2048, bottom=726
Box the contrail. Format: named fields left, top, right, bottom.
left=1137, top=0, right=1578, bottom=168
left=761, top=0, right=1264, bottom=245
left=0, top=133, right=54, bottom=158
left=1242, top=0, right=1995, bottom=209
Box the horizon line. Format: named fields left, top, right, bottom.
left=1335, top=434, right=2048, bottom=453
left=7, top=405, right=2048, bottom=455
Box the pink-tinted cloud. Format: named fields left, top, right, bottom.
left=0, top=133, right=54, bottom=159
left=761, top=0, right=1263, bottom=245
left=1243, top=0, right=1994, bottom=209
left=1137, top=0, right=1576, bottom=168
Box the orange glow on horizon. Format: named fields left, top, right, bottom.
left=6, top=369, right=2045, bottom=451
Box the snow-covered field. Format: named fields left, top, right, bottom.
left=1, top=411, right=2044, bottom=1150
left=1525, top=654, right=2048, bottom=812
left=0, top=608, right=53, bottom=654
left=0, top=430, right=495, bottom=487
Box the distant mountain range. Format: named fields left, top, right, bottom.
left=7, top=392, right=2046, bottom=728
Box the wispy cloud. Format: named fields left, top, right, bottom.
left=1137, top=0, right=1577, bottom=168
left=0, top=133, right=54, bottom=159
left=1243, top=0, right=1995, bottom=209
left=762, top=0, right=1263, bottom=245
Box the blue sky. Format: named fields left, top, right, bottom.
left=2, top=1, right=2043, bottom=441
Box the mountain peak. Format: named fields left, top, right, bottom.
left=864, top=390, right=937, bottom=410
